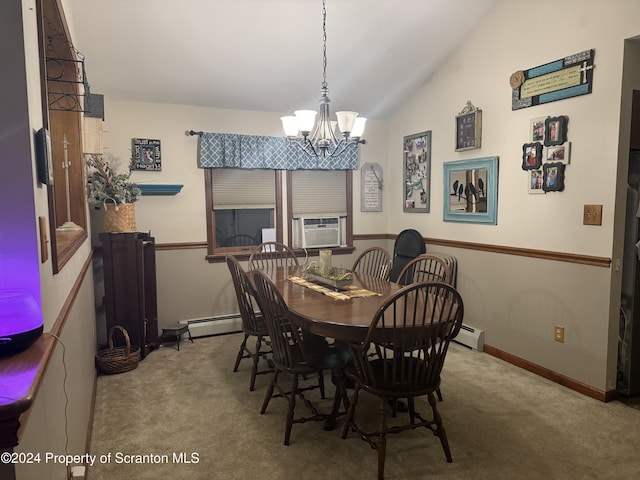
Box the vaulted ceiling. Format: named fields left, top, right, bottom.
left=66, top=0, right=499, bottom=118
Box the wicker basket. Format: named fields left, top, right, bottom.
left=104, top=202, right=136, bottom=232
left=95, top=325, right=141, bottom=374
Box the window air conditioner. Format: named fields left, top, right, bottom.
left=299, top=217, right=341, bottom=248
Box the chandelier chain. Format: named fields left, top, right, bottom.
left=322, top=0, right=327, bottom=89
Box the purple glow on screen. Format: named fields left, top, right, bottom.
left=0, top=291, right=43, bottom=336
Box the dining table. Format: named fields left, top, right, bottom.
left=260, top=265, right=404, bottom=343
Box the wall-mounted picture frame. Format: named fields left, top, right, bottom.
left=544, top=116, right=568, bottom=147
left=403, top=131, right=431, bottom=213
left=455, top=101, right=482, bottom=152
left=542, top=162, right=565, bottom=192
left=443, top=156, right=498, bottom=224
left=522, top=142, right=543, bottom=170
left=530, top=117, right=546, bottom=142
left=132, top=138, right=162, bottom=171
left=361, top=162, right=383, bottom=212
left=528, top=170, right=545, bottom=194
left=546, top=142, right=571, bottom=164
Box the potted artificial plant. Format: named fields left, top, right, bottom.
left=86, top=154, right=141, bottom=232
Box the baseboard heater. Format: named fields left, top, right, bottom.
left=453, top=323, right=484, bottom=351
left=179, top=314, right=242, bottom=338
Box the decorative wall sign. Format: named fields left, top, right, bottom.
left=132, top=138, right=162, bottom=171
left=455, top=101, right=482, bottom=152
left=443, top=156, right=498, bottom=224
left=403, top=131, right=431, bottom=213
left=361, top=162, right=383, bottom=212
left=511, top=49, right=595, bottom=110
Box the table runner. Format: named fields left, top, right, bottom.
left=288, top=276, right=381, bottom=301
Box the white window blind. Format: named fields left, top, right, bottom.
left=212, top=168, right=276, bottom=209
left=291, top=170, right=346, bottom=216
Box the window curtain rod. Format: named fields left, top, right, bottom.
left=188, top=130, right=203, bottom=136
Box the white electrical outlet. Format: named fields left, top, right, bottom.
left=70, top=465, right=86, bottom=479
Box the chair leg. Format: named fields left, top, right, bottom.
left=428, top=392, right=452, bottom=463
left=284, top=374, right=299, bottom=446
left=377, top=396, right=388, bottom=480
left=341, top=384, right=360, bottom=439
left=408, top=397, right=416, bottom=424
left=436, top=387, right=443, bottom=401
left=249, top=335, right=262, bottom=391
left=261, top=370, right=279, bottom=414
left=318, top=370, right=326, bottom=399
left=233, top=334, right=249, bottom=372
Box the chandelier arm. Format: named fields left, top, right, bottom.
left=282, top=0, right=366, bottom=159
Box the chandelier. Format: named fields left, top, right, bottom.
left=281, top=0, right=366, bottom=158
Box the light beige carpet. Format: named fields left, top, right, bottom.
left=88, top=333, right=640, bottom=479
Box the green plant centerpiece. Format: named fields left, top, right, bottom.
left=85, top=154, right=141, bottom=232
left=85, top=153, right=141, bottom=207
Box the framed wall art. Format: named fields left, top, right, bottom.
left=132, top=138, right=162, bottom=171
left=455, top=101, right=482, bottom=152
left=443, top=156, right=498, bottom=224
left=528, top=170, right=544, bottom=194
left=403, top=131, right=431, bottom=213
left=511, top=49, right=595, bottom=110
left=361, top=162, right=383, bottom=212
left=546, top=142, right=571, bottom=164
left=530, top=117, right=546, bottom=142
left=542, top=162, right=565, bottom=192
left=544, top=116, right=567, bottom=147
left=522, top=142, right=543, bottom=170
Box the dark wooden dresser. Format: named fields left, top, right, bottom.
left=100, top=232, right=158, bottom=358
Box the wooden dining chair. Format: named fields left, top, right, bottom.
left=351, top=247, right=392, bottom=280
left=249, top=241, right=299, bottom=270
left=396, top=254, right=452, bottom=286
left=251, top=269, right=347, bottom=446
left=225, top=255, right=272, bottom=391
left=341, top=281, right=464, bottom=480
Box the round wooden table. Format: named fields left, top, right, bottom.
left=261, top=266, right=403, bottom=342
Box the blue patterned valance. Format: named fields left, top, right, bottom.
left=197, top=132, right=358, bottom=170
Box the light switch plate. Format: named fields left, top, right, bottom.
left=583, top=204, right=602, bottom=225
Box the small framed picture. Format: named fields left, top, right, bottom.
left=544, top=116, right=568, bottom=147
left=546, top=142, right=571, bottom=165
left=542, top=162, right=565, bottom=192
left=522, top=142, right=543, bottom=170
left=527, top=170, right=545, bottom=194
left=455, top=101, right=482, bottom=152
left=530, top=117, right=546, bottom=142
left=132, top=138, right=162, bottom=171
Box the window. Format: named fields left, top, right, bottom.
left=205, top=168, right=282, bottom=257
left=287, top=170, right=353, bottom=249
left=204, top=168, right=353, bottom=260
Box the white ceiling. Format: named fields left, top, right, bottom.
left=65, top=0, right=499, bottom=119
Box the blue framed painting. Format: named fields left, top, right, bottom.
left=443, top=156, right=499, bottom=224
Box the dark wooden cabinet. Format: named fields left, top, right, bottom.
left=100, top=232, right=158, bottom=358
